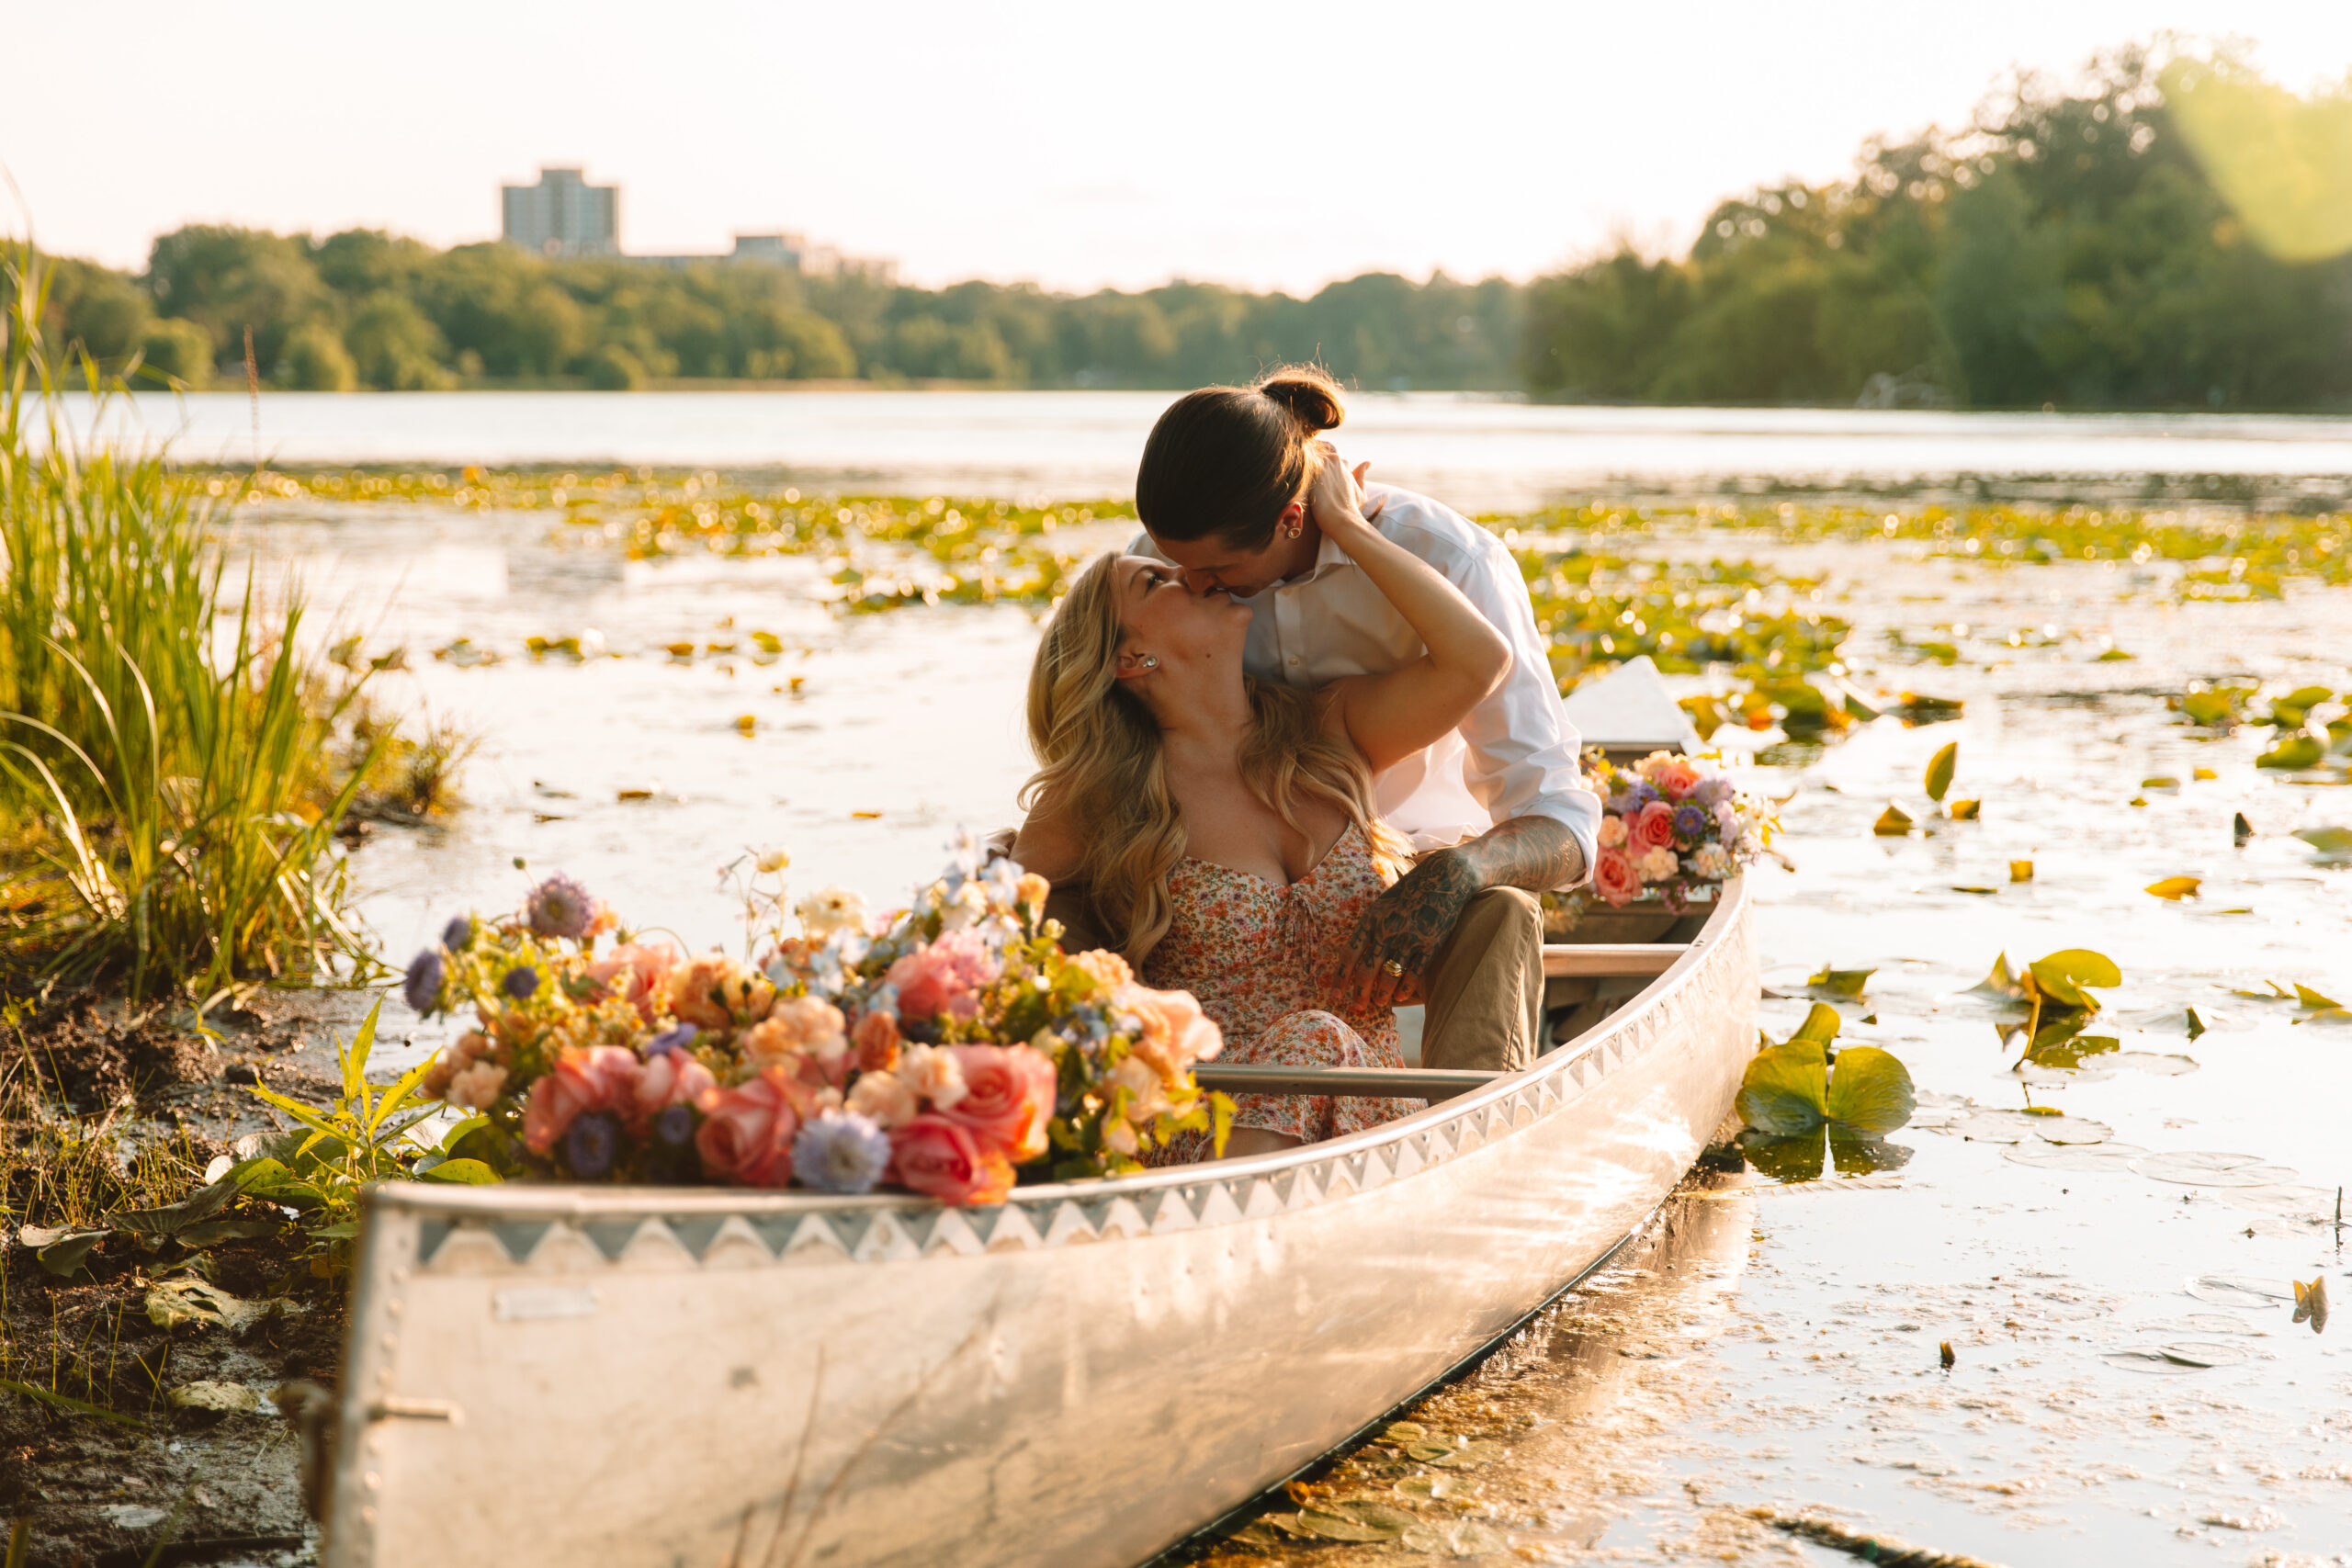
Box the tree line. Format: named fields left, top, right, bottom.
left=20, top=46, right=2348, bottom=409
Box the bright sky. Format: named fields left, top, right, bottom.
left=6, top=1, right=2349, bottom=295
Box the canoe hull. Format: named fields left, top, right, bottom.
left=327, top=881, right=1755, bottom=1568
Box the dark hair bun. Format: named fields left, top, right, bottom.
left=1254, top=366, right=1344, bottom=434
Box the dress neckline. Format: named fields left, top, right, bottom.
left=1179, top=820, right=1361, bottom=893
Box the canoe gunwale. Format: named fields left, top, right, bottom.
left=362, top=877, right=1748, bottom=1241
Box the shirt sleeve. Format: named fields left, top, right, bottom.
left=1430, top=530, right=1600, bottom=888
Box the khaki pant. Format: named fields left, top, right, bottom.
left=1419, top=886, right=1544, bottom=1074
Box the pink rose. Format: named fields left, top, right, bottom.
left=694, top=1069, right=808, bottom=1187
left=1630, top=800, right=1678, bottom=852
left=885, top=930, right=996, bottom=1021
left=853, top=1009, right=902, bottom=1073
left=521, top=1045, right=643, bottom=1155
left=583, top=942, right=679, bottom=1025
left=1594, top=847, right=1645, bottom=908
left=940, top=1044, right=1057, bottom=1163
left=1651, top=759, right=1701, bottom=801
left=887, top=1113, right=1014, bottom=1207
left=1118, top=984, right=1224, bottom=1084
left=630, top=1049, right=716, bottom=1134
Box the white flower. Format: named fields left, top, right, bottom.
left=1112, top=1055, right=1170, bottom=1121
left=447, top=1061, right=509, bottom=1110
left=945, top=826, right=985, bottom=877
left=846, top=1071, right=919, bottom=1128
left=896, top=1043, right=967, bottom=1110
left=936, top=879, right=989, bottom=932
left=1688, top=844, right=1734, bottom=881
left=797, top=885, right=867, bottom=937
left=1638, top=845, right=1679, bottom=881
left=1597, top=816, right=1629, bottom=849
left=756, top=847, right=792, bottom=874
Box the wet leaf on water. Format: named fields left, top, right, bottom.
left=1737, top=1130, right=1826, bottom=1182
left=2003, top=1141, right=2151, bottom=1172
left=1823, top=1047, right=1916, bottom=1135
left=2132, top=1151, right=2296, bottom=1187
left=1828, top=1130, right=1912, bottom=1174
left=2227, top=979, right=2296, bottom=1001
left=733, top=714, right=757, bottom=734
left=2025, top=949, right=2121, bottom=1010
left=2256, top=735, right=2325, bottom=770
left=2295, top=826, right=2352, bottom=859
left=1951, top=884, right=1998, bottom=895
left=1297, top=1507, right=1403, bottom=1542
left=2218, top=1184, right=2336, bottom=1221
left=2187, top=1274, right=2298, bottom=1308
left=2142, top=775, right=2182, bottom=791
left=2194, top=767, right=2218, bottom=780
left=2293, top=1277, right=2329, bottom=1332
left=2102, top=1342, right=2252, bottom=1373
left=1735, top=1046, right=1828, bottom=1136
left=1925, top=741, right=1958, bottom=803
left=851, top=810, right=883, bottom=819
left=1394, top=1475, right=1466, bottom=1501
left=2267, top=685, right=2336, bottom=725
left=1968, top=952, right=2028, bottom=1001
left=2292, top=983, right=2346, bottom=1011
left=1227, top=1520, right=1286, bottom=1547
left=616, top=787, right=656, bottom=801
left=1804, top=967, right=1873, bottom=1000
left=1380, top=1421, right=1426, bottom=1442
left=2008, top=859, right=2035, bottom=881
left=1791, top=1001, right=1844, bottom=1044
left=2186, top=1007, right=2207, bottom=1040
left=750, top=630, right=785, bottom=654
left=1873, top=803, right=1915, bottom=836
left=664, top=640, right=696, bottom=658
left=1404, top=1440, right=1457, bottom=1462
left=2103, top=1052, right=2199, bottom=1076
left=2233, top=812, right=2255, bottom=844
left=2145, top=876, right=2202, bottom=900
left=1429, top=1441, right=1505, bottom=1470
left=2025, top=1030, right=2116, bottom=1068
left=1939, top=1340, right=1956, bottom=1368
left=2181, top=690, right=2239, bottom=727
left=1946, top=1109, right=2112, bottom=1145
left=1946, top=798, right=1982, bottom=820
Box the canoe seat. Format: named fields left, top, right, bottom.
left=1540, top=942, right=1683, bottom=977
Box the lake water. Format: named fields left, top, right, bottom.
left=83, top=389, right=2352, bottom=511
left=213, top=399, right=2352, bottom=1565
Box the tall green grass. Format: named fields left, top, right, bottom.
left=1, top=239, right=383, bottom=1003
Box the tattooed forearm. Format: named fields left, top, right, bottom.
left=1450, top=815, right=1585, bottom=893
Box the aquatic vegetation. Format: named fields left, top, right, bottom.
left=1511, top=549, right=1848, bottom=689
left=0, top=245, right=392, bottom=1000
left=1735, top=1003, right=1916, bottom=1182
left=1973, top=949, right=2124, bottom=1062
left=2145, top=876, right=2202, bottom=900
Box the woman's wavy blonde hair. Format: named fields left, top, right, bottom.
left=1022, top=551, right=1407, bottom=963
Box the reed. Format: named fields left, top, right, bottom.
left=0, top=239, right=384, bottom=1002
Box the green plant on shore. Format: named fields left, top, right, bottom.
left=0, top=239, right=387, bottom=1001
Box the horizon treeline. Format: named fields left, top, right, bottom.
left=1525, top=47, right=2352, bottom=412
left=17, top=44, right=2349, bottom=410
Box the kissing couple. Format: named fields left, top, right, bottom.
left=1012, top=366, right=1599, bottom=1162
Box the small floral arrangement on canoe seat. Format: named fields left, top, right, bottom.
left=1549, top=751, right=1777, bottom=931
left=405, top=839, right=1232, bottom=1205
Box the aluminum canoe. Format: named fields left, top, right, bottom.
left=322, top=875, right=1756, bottom=1568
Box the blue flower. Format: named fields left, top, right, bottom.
left=526, top=874, right=595, bottom=940
left=564, top=1111, right=620, bottom=1179
left=402, top=949, right=445, bottom=1014
left=645, top=1023, right=699, bottom=1056
left=1673, top=804, right=1708, bottom=840
left=654, top=1103, right=695, bottom=1146
left=791, top=1111, right=891, bottom=1195
left=1625, top=782, right=1660, bottom=809
left=441, top=914, right=475, bottom=952
left=503, top=966, right=541, bottom=1001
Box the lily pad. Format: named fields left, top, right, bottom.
left=2295, top=826, right=2352, bottom=860
left=1298, top=1504, right=1411, bottom=1542
left=1804, top=967, right=1874, bottom=1000
left=2132, top=1151, right=2295, bottom=1187
left=1947, top=1110, right=2112, bottom=1145
left=1400, top=1519, right=1510, bottom=1557
left=2145, top=876, right=2202, bottom=900
left=1925, top=741, right=1958, bottom=803
left=1873, top=803, right=1916, bottom=836
left=2216, top=1185, right=2336, bottom=1221
left=2186, top=1275, right=2299, bottom=1309
left=1823, top=1047, right=1917, bottom=1135
left=2257, top=735, right=2324, bottom=770
left=2026, top=949, right=2121, bottom=1010
left=1946, top=798, right=1982, bottom=820
left=2104, top=1052, right=2199, bottom=1076
left=2003, top=1141, right=2152, bottom=1172
left=2102, top=1341, right=2252, bottom=1373
left=1735, top=1046, right=1829, bottom=1137
left=1394, top=1475, right=1467, bottom=1501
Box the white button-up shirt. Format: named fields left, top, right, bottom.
left=1138, top=482, right=1598, bottom=885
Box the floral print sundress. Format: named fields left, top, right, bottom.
left=1143, top=820, right=1421, bottom=1161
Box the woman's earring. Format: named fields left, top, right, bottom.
left=1139, top=655, right=1159, bottom=669
left=1284, top=518, right=1304, bottom=539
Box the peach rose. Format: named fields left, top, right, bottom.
left=664, top=952, right=775, bottom=1032
left=630, top=1049, right=716, bottom=1133
left=446, top=1060, right=509, bottom=1111
left=887, top=1114, right=1014, bottom=1207
left=1596, top=815, right=1629, bottom=850
left=421, top=1029, right=492, bottom=1100
left=846, top=1069, right=919, bottom=1129
left=939, top=1044, right=1057, bottom=1163
left=1117, top=984, right=1224, bottom=1084
left=853, top=1009, right=902, bottom=1074
left=1111, top=1055, right=1170, bottom=1122
left=1650, top=759, right=1701, bottom=801
left=1070, top=949, right=1134, bottom=992
left=694, top=1068, right=808, bottom=1187
left=1594, top=847, right=1645, bottom=908
left=884, top=930, right=995, bottom=1021
left=741, top=996, right=849, bottom=1082
left=583, top=942, right=680, bottom=1025
left=521, top=1046, right=643, bottom=1155
left=1015, top=872, right=1051, bottom=912
left=1630, top=800, right=1679, bottom=852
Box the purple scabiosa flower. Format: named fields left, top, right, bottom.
left=440, top=914, right=475, bottom=952
left=654, top=1103, right=695, bottom=1146
left=1672, top=804, right=1709, bottom=842
left=402, top=949, right=445, bottom=1014
left=564, top=1111, right=620, bottom=1179
left=790, top=1110, right=891, bottom=1195
left=1625, top=782, right=1660, bottom=810
left=503, top=965, right=541, bottom=1001
left=526, top=874, right=595, bottom=940
left=644, top=1022, right=699, bottom=1057
left=1692, top=776, right=1735, bottom=809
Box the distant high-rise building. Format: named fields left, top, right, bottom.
left=501, top=167, right=619, bottom=257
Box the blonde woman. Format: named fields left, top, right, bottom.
left=1012, top=455, right=1510, bottom=1160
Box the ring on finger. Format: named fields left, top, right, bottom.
left=1381, top=958, right=1405, bottom=977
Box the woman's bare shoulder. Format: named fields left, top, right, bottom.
left=1012, top=794, right=1086, bottom=883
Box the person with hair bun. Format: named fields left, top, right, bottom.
left=1127, top=366, right=1600, bottom=1077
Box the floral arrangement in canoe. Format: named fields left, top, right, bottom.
left=1578, top=750, right=1777, bottom=915
left=404, top=838, right=1232, bottom=1205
